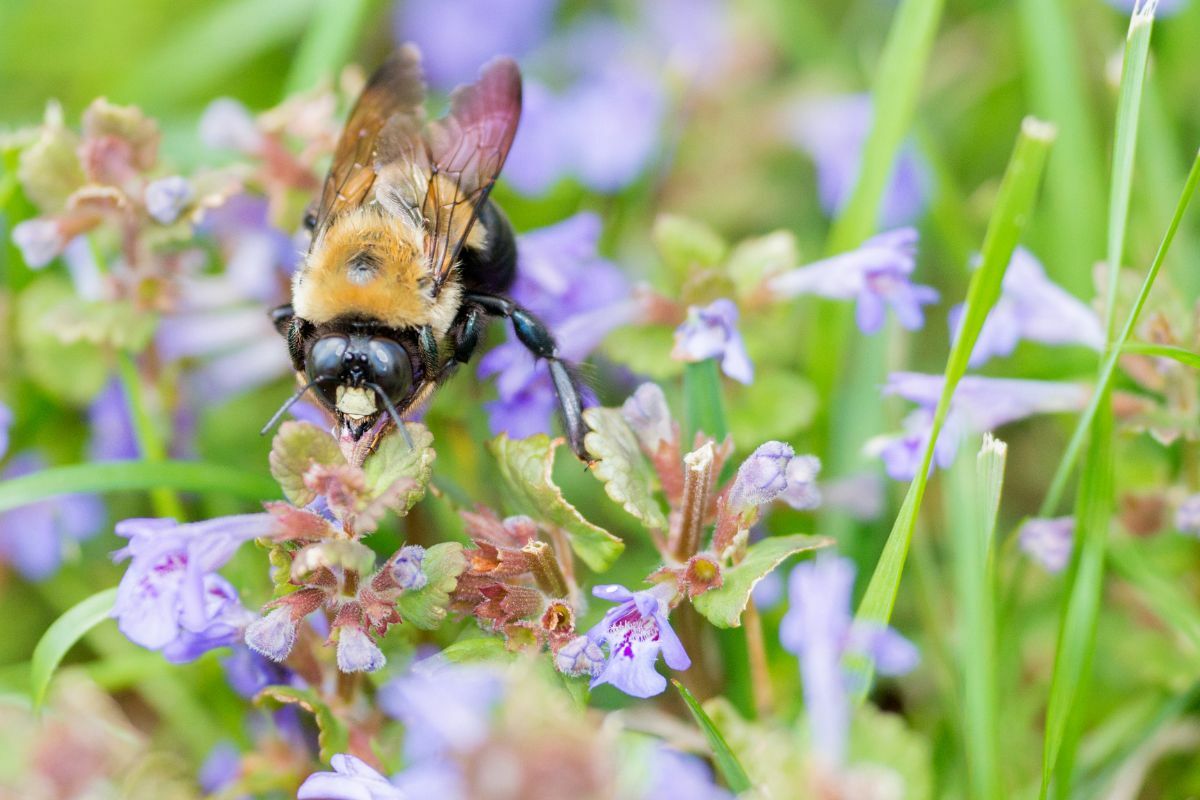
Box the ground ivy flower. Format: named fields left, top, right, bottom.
left=87, top=381, right=138, bottom=461
left=111, top=514, right=273, bottom=662
left=781, top=455, right=823, bottom=510
left=554, top=635, right=606, bottom=677
left=298, top=754, right=403, bottom=800
left=336, top=626, right=387, bottom=673
left=379, top=661, right=502, bottom=762
left=781, top=556, right=918, bottom=766
left=390, top=545, right=428, bottom=591
left=586, top=583, right=690, bottom=698
left=199, top=742, right=242, bottom=796
left=0, top=453, right=104, bottom=580
left=1176, top=494, right=1200, bottom=535
left=244, top=606, right=299, bottom=663
left=143, top=175, right=193, bottom=224
left=727, top=441, right=794, bottom=513
left=950, top=248, right=1104, bottom=367
left=1019, top=517, right=1075, bottom=573
left=672, top=298, right=754, bottom=383
left=784, top=94, right=930, bottom=228
left=768, top=228, right=937, bottom=334
left=199, top=98, right=264, bottom=154
left=12, top=218, right=66, bottom=268
left=621, top=382, right=676, bottom=453
left=645, top=745, right=734, bottom=800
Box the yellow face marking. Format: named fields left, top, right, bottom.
left=336, top=386, right=377, bottom=416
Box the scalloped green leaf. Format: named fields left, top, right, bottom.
left=653, top=214, right=728, bottom=289
left=582, top=408, right=667, bottom=531
left=440, top=636, right=514, bottom=664
left=16, top=277, right=109, bottom=404
left=30, top=587, right=117, bottom=709
left=489, top=434, right=624, bottom=572
left=693, top=534, right=832, bottom=628
left=291, top=540, right=376, bottom=583
left=726, top=230, right=799, bottom=298
left=255, top=685, right=348, bottom=764
left=395, top=542, right=467, bottom=630
left=362, top=422, right=435, bottom=514
left=45, top=298, right=158, bottom=352
left=268, top=421, right=345, bottom=506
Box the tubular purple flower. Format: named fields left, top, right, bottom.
left=553, top=635, right=606, bottom=677
left=0, top=403, right=13, bottom=461
left=144, top=175, right=193, bottom=224
left=111, top=514, right=271, bottom=661
left=1019, top=517, right=1075, bottom=574
left=222, top=643, right=292, bottom=697
left=645, top=745, right=734, bottom=800
left=199, top=98, right=263, bottom=153
left=12, top=218, right=65, bottom=268
left=391, top=545, right=428, bottom=591
left=87, top=381, right=139, bottom=461
left=949, top=248, right=1104, bottom=367
left=727, top=441, right=795, bottom=514
left=0, top=453, right=104, bottom=580
left=671, top=299, right=754, bottom=384
left=769, top=228, right=937, bottom=334
left=244, top=607, right=298, bottom=663
left=781, top=455, right=822, bottom=511
left=378, top=661, right=502, bottom=762
left=621, top=383, right=676, bottom=452
left=199, top=742, right=242, bottom=795
left=780, top=556, right=918, bottom=766
left=1176, top=494, right=1200, bottom=536
left=587, top=583, right=690, bottom=698
left=298, top=754, right=403, bottom=800
left=336, top=627, right=387, bottom=673
left=783, top=94, right=930, bottom=228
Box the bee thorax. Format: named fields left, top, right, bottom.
left=336, top=385, right=378, bottom=416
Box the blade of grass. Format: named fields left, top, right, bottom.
left=1107, top=538, right=1200, bottom=653
left=29, top=587, right=117, bottom=709
left=116, top=353, right=185, bottom=519
left=285, top=0, right=379, bottom=95
left=672, top=679, right=754, bottom=793
left=852, top=119, right=1056, bottom=697
left=0, top=460, right=279, bottom=513
left=1038, top=153, right=1200, bottom=518
left=948, top=435, right=1006, bottom=800
left=1121, top=342, right=1200, bottom=370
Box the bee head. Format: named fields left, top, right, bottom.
left=306, top=332, right=414, bottom=423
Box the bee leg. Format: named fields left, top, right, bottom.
left=269, top=304, right=307, bottom=372
left=464, top=293, right=591, bottom=462
left=450, top=305, right=487, bottom=364
left=269, top=304, right=294, bottom=336
left=417, top=324, right=440, bottom=379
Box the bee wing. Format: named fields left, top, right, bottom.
left=420, top=57, right=521, bottom=295
left=311, top=45, right=426, bottom=235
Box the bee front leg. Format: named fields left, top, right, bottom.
left=463, top=292, right=591, bottom=463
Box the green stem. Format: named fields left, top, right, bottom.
left=683, top=359, right=728, bottom=444
left=115, top=353, right=186, bottom=519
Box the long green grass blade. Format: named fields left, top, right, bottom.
left=29, top=588, right=117, bottom=709
left=1121, top=342, right=1200, bottom=370
left=285, top=0, right=379, bottom=95
left=1039, top=151, right=1200, bottom=517
left=0, top=460, right=279, bottom=513
left=948, top=435, right=1006, bottom=800
left=853, top=119, right=1056, bottom=683
left=1108, top=539, right=1200, bottom=652
left=672, top=679, right=754, bottom=793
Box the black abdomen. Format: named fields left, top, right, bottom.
left=459, top=199, right=517, bottom=293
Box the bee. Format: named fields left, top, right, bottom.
left=265, top=46, right=589, bottom=460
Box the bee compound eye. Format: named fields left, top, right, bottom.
left=307, top=336, right=349, bottom=384
left=366, top=338, right=413, bottom=401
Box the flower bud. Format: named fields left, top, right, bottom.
left=1177, top=494, right=1200, bottom=536
left=621, top=383, right=675, bottom=452
left=199, top=98, right=264, bottom=153
left=781, top=455, right=822, bottom=510
left=554, top=635, right=605, bottom=677
left=12, top=218, right=65, bottom=268
left=144, top=175, right=194, bottom=224
left=391, top=545, right=428, bottom=591
left=336, top=627, right=386, bottom=673
left=244, top=607, right=297, bottom=662
left=727, top=441, right=794, bottom=514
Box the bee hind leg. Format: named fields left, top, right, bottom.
left=460, top=293, right=592, bottom=463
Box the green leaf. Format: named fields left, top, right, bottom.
left=16, top=103, right=85, bottom=212
left=726, top=369, right=818, bottom=444
left=693, top=534, right=831, bottom=628
left=291, top=540, right=376, bottom=583
left=581, top=408, right=667, bottom=531
left=395, top=542, right=467, bottom=630
left=255, top=685, right=348, bottom=763
left=600, top=324, right=681, bottom=381
left=16, top=277, right=109, bottom=404
left=268, top=421, right=345, bottom=506
left=0, top=460, right=278, bottom=514
left=683, top=358, right=728, bottom=444
left=489, top=435, right=624, bottom=572
left=45, top=298, right=157, bottom=352
left=1122, top=342, right=1200, bottom=370
left=652, top=214, right=728, bottom=289
left=362, top=422, right=436, bottom=514
left=672, top=679, right=753, bottom=793
left=854, top=118, right=1056, bottom=701
left=848, top=704, right=934, bottom=800
left=439, top=636, right=514, bottom=664
left=30, top=587, right=117, bottom=709
left=726, top=230, right=798, bottom=299
left=285, top=0, right=379, bottom=94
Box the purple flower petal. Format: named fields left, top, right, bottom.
left=672, top=299, right=754, bottom=383
left=12, top=218, right=65, bottom=268
left=199, top=98, right=263, bottom=153
left=298, top=754, right=403, bottom=800
left=391, top=545, right=428, bottom=591
left=336, top=627, right=386, bottom=673
left=0, top=453, right=104, bottom=580
left=1019, top=517, right=1075, bottom=574
left=378, top=662, right=502, bottom=762
left=245, top=607, right=298, bottom=663
left=1176, top=494, right=1200, bottom=536
left=727, top=441, right=795, bottom=514
left=144, top=175, right=193, bottom=224
left=646, top=746, right=734, bottom=800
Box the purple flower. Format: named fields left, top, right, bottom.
left=781, top=455, right=822, bottom=511
left=222, top=643, right=291, bottom=698
left=780, top=556, right=918, bottom=766
left=1176, top=494, right=1200, bottom=536
left=62, top=236, right=104, bottom=299
left=144, top=175, right=193, bottom=224
left=622, top=383, right=676, bottom=452
left=671, top=299, right=754, bottom=383
left=727, top=441, right=795, bottom=513
left=1019, top=517, right=1075, bottom=573
left=0, top=453, right=104, bottom=580
left=554, top=635, right=606, bottom=677
left=111, top=514, right=271, bottom=662
left=769, top=228, right=937, bottom=334
left=244, top=606, right=299, bottom=663
left=950, top=248, right=1104, bottom=367
left=391, top=545, right=428, bottom=591
left=393, top=0, right=556, bottom=90
left=645, top=745, right=733, bottom=800
left=199, top=98, right=263, bottom=154
left=478, top=213, right=635, bottom=436
left=88, top=381, right=138, bottom=461
left=0, top=402, right=11, bottom=459
left=586, top=583, right=690, bottom=698
left=336, top=627, right=387, bottom=673
left=298, top=754, right=403, bottom=800
left=12, top=218, right=65, bottom=268
left=379, top=661, right=502, bottom=762
left=784, top=94, right=930, bottom=228
left=199, top=742, right=242, bottom=795
left=869, top=373, right=1089, bottom=480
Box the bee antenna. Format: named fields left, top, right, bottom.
left=259, top=377, right=324, bottom=436
left=366, top=383, right=414, bottom=451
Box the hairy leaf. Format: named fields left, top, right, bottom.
left=396, top=542, right=468, bottom=630
left=255, top=685, right=348, bottom=763
left=269, top=421, right=345, bottom=506
left=362, top=422, right=436, bottom=514
left=693, top=535, right=831, bottom=628
left=489, top=435, right=624, bottom=572
left=582, top=408, right=668, bottom=532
